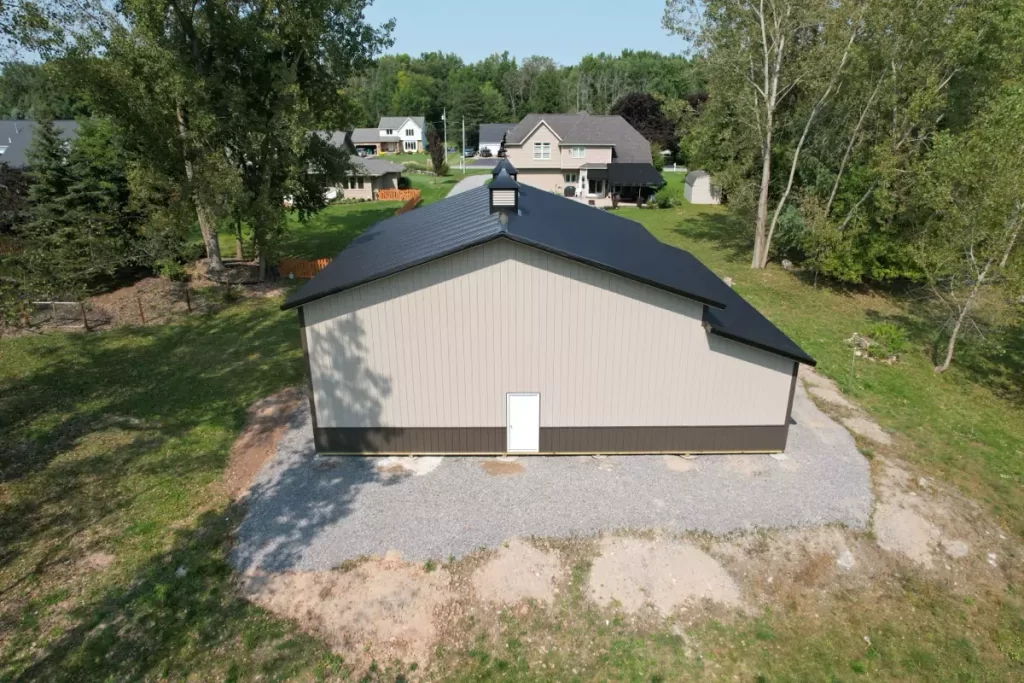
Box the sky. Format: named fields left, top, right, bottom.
left=363, top=0, right=683, bottom=65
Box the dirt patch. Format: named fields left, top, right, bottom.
left=481, top=460, right=525, bottom=476
left=722, top=454, right=770, bottom=476
left=223, top=388, right=305, bottom=498
left=240, top=555, right=453, bottom=668
left=874, top=503, right=941, bottom=567
left=588, top=536, right=742, bottom=616
left=663, top=455, right=699, bottom=473
left=800, top=365, right=891, bottom=444
left=471, top=539, right=562, bottom=604
left=79, top=551, right=115, bottom=572
left=375, top=456, right=444, bottom=477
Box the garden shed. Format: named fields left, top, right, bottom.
left=283, top=172, right=815, bottom=455
left=684, top=170, right=721, bottom=205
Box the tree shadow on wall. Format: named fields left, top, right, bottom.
left=231, top=310, right=404, bottom=574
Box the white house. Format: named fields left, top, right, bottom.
left=379, top=116, right=426, bottom=153
left=479, top=123, right=514, bottom=156
left=684, top=170, right=721, bottom=205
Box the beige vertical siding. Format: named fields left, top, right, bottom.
left=516, top=170, right=565, bottom=193
left=303, top=239, right=794, bottom=429
left=338, top=177, right=373, bottom=200
left=505, top=122, right=561, bottom=169
left=559, top=145, right=612, bottom=169
left=373, top=173, right=400, bottom=192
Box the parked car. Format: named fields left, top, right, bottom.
left=479, top=148, right=493, bottom=158
left=464, top=148, right=476, bottom=158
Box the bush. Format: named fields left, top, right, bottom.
left=651, top=142, right=665, bottom=171
left=402, top=160, right=431, bottom=173
left=653, top=185, right=679, bottom=209
left=155, top=258, right=187, bottom=281
left=397, top=176, right=412, bottom=189
left=864, top=321, right=910, bottom=359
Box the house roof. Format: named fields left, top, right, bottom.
left=608, top=163, right=666, bottom=188
left=351, top=155, right=405, bottom=176
left=379, top=116, right=425, bottom=131
left=686, top=169, right=710, bottom=184
left=282, top=184, right=815, bottom=366
left=506, top=113, right=652, bottom=163
left=0, top=120, right=79, bottom=168
left=351, top=128, right=384, bottom=143
left=479, top=123, right=514, bottom=144
left=490, top=158, right=518, bottom=177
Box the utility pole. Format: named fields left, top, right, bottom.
left=461, top=117, right=466, bottom=174
left=442, top=108, right=447, bottom=165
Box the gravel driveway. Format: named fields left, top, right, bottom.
left=232, top=382, right=872, bottom=573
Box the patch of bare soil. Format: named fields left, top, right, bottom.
left=375, top=456, right=444, bottom=477
left=78, top=551, right=115, bottom=572
left=662, top=454, right=699, bottom=472
left=223, top=387, right=305, bottom=498
left=239, top=555, right=454, bottom=668
left=481, top=460, right=525, bottom=476
left=869, top=459, right=1006, bottom=578
left=471, top=539, right=562, bottom=604
left=588, top=536, right=742, bottom=616
left=799, top=365, right=892, bottom=445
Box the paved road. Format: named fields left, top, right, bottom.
left=232, top=382, right=873, bottom=573
left=446, top=174, right=489, bottom=197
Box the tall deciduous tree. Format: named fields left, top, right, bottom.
left=915, top=83, right=1024, bottom=372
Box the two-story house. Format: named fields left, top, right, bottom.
left=350, top=116, right=427, bottom=156
left=503, top=113, right=664, bottom=205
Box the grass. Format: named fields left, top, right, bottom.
left=216, top=172, right=472, bottom=260
left=0, top=298, right=347, bottom=680
left=616, top=173, right=1024, bottom=536
left=2, top=171, right=1023, bottom=679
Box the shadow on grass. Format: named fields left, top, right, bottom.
left=953, top=320, right=1024, bottom=407
left=673, top=210, right=754, bottom=263
left=7, top=504, right=346, bottom=682
left=281, top=203, right=400, bottom=260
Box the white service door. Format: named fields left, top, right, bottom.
left=506, top=393, right=540, bottom=452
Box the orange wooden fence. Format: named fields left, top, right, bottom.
left=377, top=188, right=421, bottom=202
left=278, top=257, right=331, bottom=279
left=394, top=191, right=421, bottom=216
left=277, top=189, right=422, bottom=279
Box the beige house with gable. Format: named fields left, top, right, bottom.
left=503, top=113, right=664, bottom=205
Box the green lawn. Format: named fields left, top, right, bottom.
left=617, top=174, right=1024, bottom=536
left=2, top=172, right=1023, bottom=680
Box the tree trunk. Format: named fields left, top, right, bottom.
left=234, top=215, right=243, bottom=260
left=258, top=251, right=267, bottom=282
left=176, top=103, right=224, bottom=272
left=752, top=135, right=772, bottom=269
left=935, top=262, right=988, bottom=373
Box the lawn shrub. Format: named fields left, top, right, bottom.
left=865, top=321, right=911, bottom=359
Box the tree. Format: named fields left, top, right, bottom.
left=427, top=127, right=448, bottom=176
left=610, top=92, right=675, bottom=150
left=16, top=118, right=132, bottom=307
left=915, top=83, right=1024, bottom=372
left=0, top=164, right=30, bottom=234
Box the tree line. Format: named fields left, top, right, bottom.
left=665, top=0, right=1024, bottom=370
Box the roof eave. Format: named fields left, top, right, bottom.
left=503, top=233, right=727, bottom=311
left=703, top=322, right=817, bottom=366
left=280, top=232, right=505, bottom=311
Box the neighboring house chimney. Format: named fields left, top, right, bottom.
left=490, top=168, right=519, bottom=214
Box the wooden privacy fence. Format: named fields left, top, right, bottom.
left=278, top=257, right=331, bottom=279
left=277, top=189, right=422, bottom=279
left=377, top=188, right=420, bottom=202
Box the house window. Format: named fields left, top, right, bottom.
left=357, top=176, right=364, bottom=189
left=404, top=140, right=417, bottom=151
left=571, top=146, right=585, bottom=158
left=563, top=173, right=578, bottom=184
left=533, top=142, right=551, bottom=160
left=385, top=129, right=394, bottom=135
left=405, top=128, right=414, bottom=136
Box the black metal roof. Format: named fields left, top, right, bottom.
left=491, top=158, right=517, bottom=176
left=282, top=185, right=815, bottom=365
left=609, top=163, right=667, bottom=188
left=489, top=168, right=519, bottom=189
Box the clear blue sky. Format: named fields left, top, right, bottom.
left=363, top=0, right=683, bottom=65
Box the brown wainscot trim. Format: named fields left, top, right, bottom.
left=314, top=427, right=505, bottom=454
left=313, top=424, right=789, bottom=455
